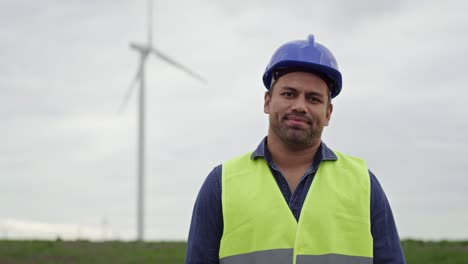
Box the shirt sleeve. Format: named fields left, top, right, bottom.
left=185, top=165, right=223, bottom=264
left=370, top=170, right=406, bottom=264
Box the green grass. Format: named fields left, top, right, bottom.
left=0, top=239, right=467, bottom=263
left=0, top=240, right=186, bottom=264
left=402, top=239, right=468, bottom=264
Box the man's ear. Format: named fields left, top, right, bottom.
left=264, top=91, right=271, bottom=114
left=324, top=103, right=333, bottom=126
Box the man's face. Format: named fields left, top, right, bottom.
left=264, top=71, right=333, bottom=149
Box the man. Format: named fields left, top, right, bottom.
left=186, top=35, right=406, bottom=264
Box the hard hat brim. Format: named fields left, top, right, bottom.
left=263, top=60, right=342, bottom=98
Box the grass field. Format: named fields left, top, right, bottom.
left=0, top=239, right=467, bottom=263
left=0, top=240, right=186, bottom=264
left=402, top=240, right=468, bottom=264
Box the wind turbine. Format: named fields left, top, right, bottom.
left=120, top=0, right=206, bottom=241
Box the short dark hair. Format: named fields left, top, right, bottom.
left=271, top=68, right=334, bottom=91
left=268, top=69, right=333, bottom=107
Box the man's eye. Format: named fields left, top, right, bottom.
left=308, top=97, right=320, bottom=103
left=282, top=92, right=294, bottom=97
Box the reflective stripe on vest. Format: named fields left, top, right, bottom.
left=220, top=248, right=293, bottom=264
left=220, top=150, right=373, bottom=263
left=220, top=249, right=372, bottom=264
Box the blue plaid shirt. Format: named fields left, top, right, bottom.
left=186, top=137, right=406, bottom=263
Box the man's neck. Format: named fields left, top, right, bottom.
left=266, top=133, right=321, bottom=170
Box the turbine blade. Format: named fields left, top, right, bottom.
left=148, top=0, right=153, bottom=47
left=150, top=48, right=207, bottom=84
left=118, top=57, right=144, bottom=113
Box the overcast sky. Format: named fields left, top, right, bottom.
left=1, top=0, right=467, bottom=241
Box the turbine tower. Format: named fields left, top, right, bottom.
left=120, top=0, right=206, bottom=241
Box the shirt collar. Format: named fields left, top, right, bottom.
left=250, top=136, right=338, bottom=163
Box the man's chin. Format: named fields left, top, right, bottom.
left=281, top=133, right=312, bottom=145
left=285, top=128, right=309, bottom=137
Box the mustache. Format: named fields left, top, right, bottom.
left=283, top=113, right=312, bottom=124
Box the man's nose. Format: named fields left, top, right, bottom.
left=290, top=97, right=307, bottom=113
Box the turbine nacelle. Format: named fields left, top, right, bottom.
left=130, top=43, right=151, bottom=55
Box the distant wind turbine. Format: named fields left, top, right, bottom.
left=119, top=0, right=206, bottom=241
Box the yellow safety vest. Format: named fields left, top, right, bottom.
left=219, top=151, right=373, bottom=264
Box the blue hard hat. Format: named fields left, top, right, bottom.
left=263, top=34, right=342, bottom=98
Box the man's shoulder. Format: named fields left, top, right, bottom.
left=330, top=149, right=364, bottom=161
left=223, top=151, right=255, bottom=164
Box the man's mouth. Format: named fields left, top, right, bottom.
left=284, top=114, right=311, bottom=126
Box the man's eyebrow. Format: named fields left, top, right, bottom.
left=280, top=86, right=298, bottom=92
left=306, top=91, right=325, bottom=98
left=280, top=86, right=325, bottom=97
left=278, top=86, right=326, bottom=99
